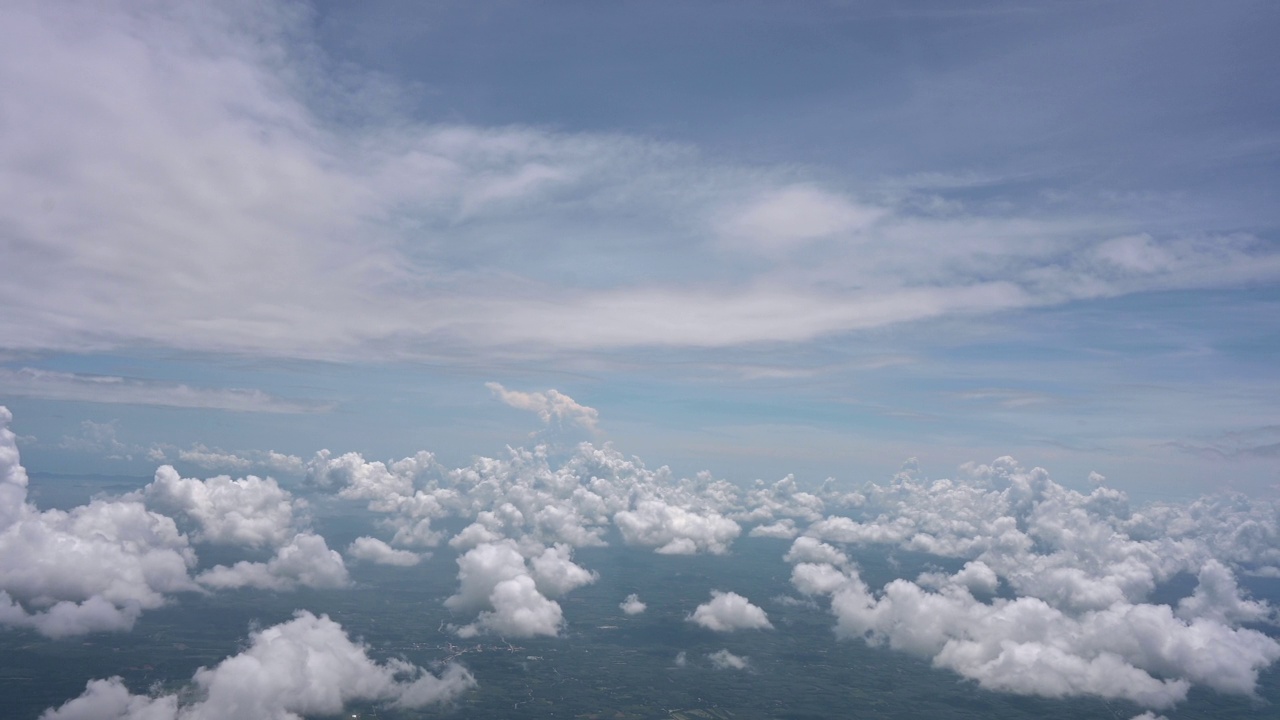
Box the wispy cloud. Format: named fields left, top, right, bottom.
left=0, top=368, right=329, bottom=414
left=2, top=1, right=1278, bottom=364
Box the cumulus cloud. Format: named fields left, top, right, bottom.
left=307, top=449, right=449, bottom=547
left=689, top=591, right=773, bottom=632
left=615, top=499, right=741, bottom=555
left=140, top=466, right=302, bottom=548
left=707, top=649, right=750, bottom=670
left=0, top=408, right=199, bottom=637
left=196, top=533, right=349, bottom=591
left=787, top=456, right=1280, bottom=709
left=529, top=544, right=599, bottom=597
left=41, top=611, right=475, bottom=719
left=784, top=536, right=850, bottom=568
left=749, top=519, right=799, bottom=539
left=457, top=574, right=564, bottom=639
left=346, top=536, right=423, bottom=566
left=619, top=593, right=647, bottom=615
left=446, top=540, right=592, bottom=638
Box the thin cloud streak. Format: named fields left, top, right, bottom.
left=0, top=368, right=329, bottom=414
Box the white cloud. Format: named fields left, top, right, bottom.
left=486, top=382, right=600, bottom=434
left=0, top=407, right=199, bottom=637
left=529, top=544, right=598, bottom=597
left=169, top=445, right=306, bottom=476
left=4, top=1, right=1278, bottom=365
left=707, top=649, right=750, bottom=670
left=196, top=532, right=349, bottom=591
left=715, top=184, right=884, bottom=255
left=41, top=611, right=476, bottom=719
left=141, top=466, right=302, bottom=548
left=615, top=499, right=741, bottom=555
left=785, top=455, right=1280, bottom=709
left=784, top=536, right=850, bottom=567
left=619, top=593, right=647, bottom=615
left=688, top=591, right=773, bottom=632
left=445, top=540, right=589, bottom=638
left=457, top=574, right=563, bottom=639
left=346, top=536, right=423, bottom=566
left=0, top=368, right=328, bottom=414
left=749, top=519, right=799, bottom=539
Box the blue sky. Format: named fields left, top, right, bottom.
left=2, top=0, right=1279, bottom=496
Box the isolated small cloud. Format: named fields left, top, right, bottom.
left=347, top=536, right=423, bottom=566
left=619, top=593, right=646, bottom=615
left=487, top=382, right=600, bottom=434
left=707, top=649, right=749, bottom=670
left=41, top=611, right=476, bottom=719
left=689, top=591, right=773, bottom=632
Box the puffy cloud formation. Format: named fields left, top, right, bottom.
left=8, top=401, right=1280, bottom=712
left=308, top=442, right=784, bottom=554
left=688, top=591, right=773, bottom=632
left=0, top=408, right=198, bottom=637
left=0, top=407, right=30, bottom=530
left=446, top=540, right=594, bottom=638
left=788, top=457, right=1280, bottom=709
left=529, top=544, right=599, bottom=597
left=619, top=593, right=647, bottom=615
left=140, top=466, right=301, bottom=548
left=41, top=611, right=475, bottom=720
left=346, top=536, right=422, bottom=566
left=307, top=449, right=449, bottom=547
left=487, top=382, right=600, bottom=434
left=707, top=649, right=750, bottom=670
left=615, top=499, right=741, bottom=555
left=784, top=536, right=850, bottom=568
left=196, top=533, right=349, bottom=591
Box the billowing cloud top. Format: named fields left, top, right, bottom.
left=689, top=591, right=774, bottom=632
left=42, top=611, right=475, bottom=719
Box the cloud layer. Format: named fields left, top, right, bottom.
left=4, top=1, right=1279, bottom=363
left=5, top=403, right=1280, bottom=712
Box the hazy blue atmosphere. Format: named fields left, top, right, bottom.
left=2, top=1, right=1279, bottom=719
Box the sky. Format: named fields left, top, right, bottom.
left=4, top=4, right=1280, bottom=716
left=2, top=0, right=1280, bottom=497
